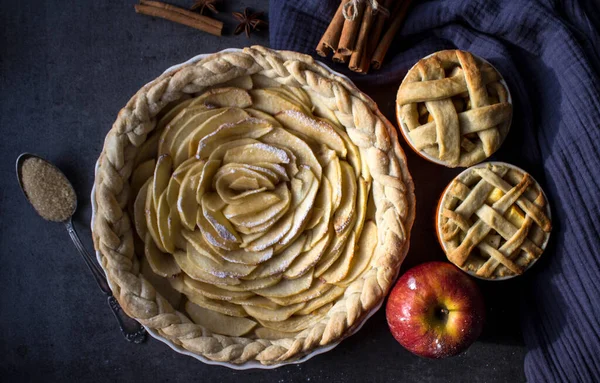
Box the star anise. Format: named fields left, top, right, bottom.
left=233, top=8, right=267, bottom=38
left=191, top=0, right=219, bottom=15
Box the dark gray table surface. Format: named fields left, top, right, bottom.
left=1, top=1, right=526, bottom=382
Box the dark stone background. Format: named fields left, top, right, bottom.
left=0, top=1, right=525, bottom=381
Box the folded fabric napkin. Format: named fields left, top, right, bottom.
left=269, top=0, right=600, bottom=381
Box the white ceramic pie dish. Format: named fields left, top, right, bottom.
left=396, top=51, right=513, bottom=168
left=435, top=161, right=552, bottom=281
left=90, top=48, right=395, bottom=369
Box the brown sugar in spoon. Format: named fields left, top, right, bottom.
left=16, top=153, right=146, bottom=343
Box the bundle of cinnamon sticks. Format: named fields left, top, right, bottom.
left=316, top=0, right=412, bottom=74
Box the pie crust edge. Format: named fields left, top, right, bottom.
left=92, top=46, right=416, bottom=364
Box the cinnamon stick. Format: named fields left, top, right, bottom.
left=371, top=0, right=412, bottom=69
left=316, top=0, right=351, bottom=57
left=337, top=1, right=365, bottom=56
left=358, top=0, right=393, bottom=72
left=333, top=51, right=349, bottom=64
left=349, top=5, right=376, bottom=73
left=135, top=1, right=223, bottom=36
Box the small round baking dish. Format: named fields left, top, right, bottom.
left=435, top=161, right=552, bottom=281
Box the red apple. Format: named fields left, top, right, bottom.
left=386, top=262, right=485, bottom=358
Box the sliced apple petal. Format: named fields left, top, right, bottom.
left=140, top=256, right=182, bottom=309
left=314, top=227, right=353, bottom=276
left=230, top=296, right=281, bottom=310
left=201, top=192, right=226, bottom=212
left=218, top=275, right=281, bottom=292
left=335, top=221, right=377, bottom=286
left=185, top=301, right=256, bottom=336
left=218, top=247, right=274, bottom=266
left=253, top=327, right=299, bottom=340
left=256, top=303, right=331, bottom=332
left=261, top=127, right=322, bottom=179
left=243, top=302, right=306, bottom=322
left=254, top=269, right=313, bottom=298
left=156, top=191, right=175, bottom=253
left=320, top=232, right=357, bottom=283
left=172, top=156, right=199, bottom=183
left=187, top=244, right=256, bottom=278
left=134, top=179, right=151, bottom=240
left=223, top=142, right=290, bottom=165
left=249, top=235, right=307, bottom=279
left=249, top=88, right=304, bottom=115
left=145, top=177, right=168, bottom=253
left=352, top=178, right=369, bottom=240
left=144, top=232, right=181, bottom=277
left=333, top=161, right=357, bottom=233
left=305, top=177, right=331, bottom=230
left=131, top=159, right=155, bottom=200
left=201, top=195, right=241, bottom=244
left=255, top=162, right=289, bottom=181
left=208, top=138, right=259, bottom=162
left=331, top=122, right=362, bottom=177
left=223, top=191, right=281, bottom=219
left=134, top=131, right=160, bottom=168
left=269, top=280, right=331, bottom=306
left=296, top=286, right=345, bottom=315
left=228, top=184, right=290, bottom=229
left=197, top=159, right=220, bottom=198
left=230, top=176, right=259, bottom=191
left=196, top=208, right=238, bottom=251
left=183, top=276, right=253, bottom=301
left=324, top=155, right=342, bottom=211
left=159, top=107, right=220, bottom=156
left=245, top=108, right=282, bottom=126
left=276, top=110, right=347, bottom=158
left=192, top=87, right=252, bottom=108
left=177, top=160, right=204, bottom=231
left=184, top=288, right=248, bottom=317
left=152, top=154, right=173, bottom=209
left=181, top=229, right=222, bottom=264
left=169, top=109, right=225, bottom=165
left=184, top=107, right=250, bottom=162
left=279, top=168, right=319, bottom=245
left=245, top=212, right=294, bottom=252
left=156, top=98, right=194, bottom=130
left=216, top=75, right=253, bottom=90
left=172, top=251, right=240, bottom=286
left=283, top=232, right=331, bottom=279
left=197, top=119, right=273, bottom=159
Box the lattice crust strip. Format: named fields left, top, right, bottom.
left=438, top=163, right=551, bottom=279
left=397, top=50, right=512, bottom=168
left=92, top=46, right=415, bottom=365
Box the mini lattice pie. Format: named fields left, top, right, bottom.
left=396, top=50, right=512, bottom=168
left=436, top=162, right=551, bottom=279
left=93, top=47, right=415, bottom=364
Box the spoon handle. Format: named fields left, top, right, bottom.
left=65, top=220, right=147, bottom=343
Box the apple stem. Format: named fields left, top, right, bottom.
left=435, top=306, right=449, bottom=323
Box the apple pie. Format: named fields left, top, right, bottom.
left=396, top=50, right=512, bottom=168
left=93, top=47, right=415, bottom=365
left=436, top=162, right=552, bottom=279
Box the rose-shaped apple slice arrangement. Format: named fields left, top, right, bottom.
left=386, top=262, right=485, bottom=358
left=130, top=85, right=378, bottom=338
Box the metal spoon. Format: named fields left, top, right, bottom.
left=16, top=153, right=147, bottom=344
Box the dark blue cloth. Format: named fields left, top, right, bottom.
left=269, top=1, right=600, bottom=381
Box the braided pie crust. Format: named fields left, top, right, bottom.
left=92, top=47, right=415, bottom=365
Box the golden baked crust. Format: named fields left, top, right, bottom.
left=437, top=162, right=551, bottom=279
left=396, top=50, right=512, bottom=168
left=92, top=46, right=415, bottom=365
